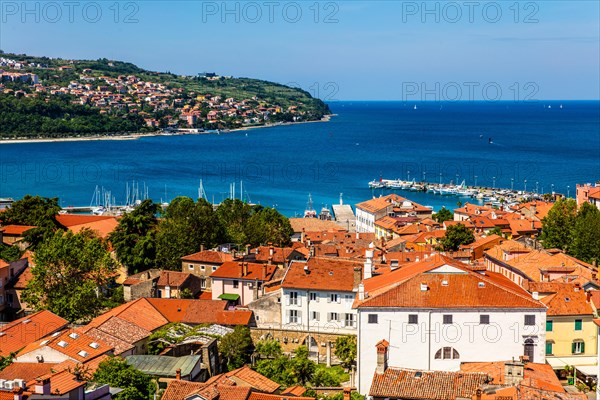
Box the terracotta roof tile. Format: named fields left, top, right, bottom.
left=249, top=393, right=314, bottom=400
left=0, top=362, right=56, bottom=381
left=369, top=367, right=489, bottom=399
left=0, top=310, right=68, bottom=357
left=211, top=262, right=277, bottom=281
left=157, top=271, right=195, bottom=287
left=224, top=366, right=280, bottom=393
left=282, top=257, right=362, bottom=292
left=460, top=361, right=563, bottom=391
left=0, top=225, right=36, bottom=235
left=289, top=218, right=345, bottom=232
left=181, top=250, right=234, bottom=263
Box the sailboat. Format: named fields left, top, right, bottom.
left=303, top=194, right=317, bottom=218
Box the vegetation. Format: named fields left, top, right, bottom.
left=487, top=226, right=503, bottom=237
left=22, top=229, right=117, bottom=322
left=440, top=223, right=475, bottom=251
left=147, top=322, right=212, bottom=355
left=255, top=339, right=283, bottom=359
left=0, top=243, right=22, bottom=262
left=334, top=336, right=357, bottom=369
left=0, top=353, right=14, bottom=372
left=219, top=326, right=254, bottom=371
left=0, top=195, right=61, bottom=248
left=255, top=346, right=316, bottom=386
left=109, top=199, right=159, bottom=274
left=93, top=357, right=155, bottom=400
left=541, top=200, right=600, bottom=263
left=433, top=207, right=453, bottom=223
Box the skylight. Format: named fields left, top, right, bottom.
left=69, top=332, right=80, bottom=340
left=89, top=342, right=100, bottom=349
left=57, top=340, right=68, bottom=348
left=78, top=350, right=89, bottom=358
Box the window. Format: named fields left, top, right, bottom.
left=408, top=314, right=418, bottom=324
left=443, top=315, right=453, bottom=324
left=309, top=292, right=318, bottom=302
left=78, top=350, right=89, bottom=358
left=212, top=266, right=217, bottom=272
left=188, top=264, right=194, bottom=270
left=89, top=342, right=100, bottom=349
left=545, top=341, right=553, bottom=355
left=546, top=320, right=553, bottom=332
left=434, top=347, right=459, bottom=360
left=524, top=315, right=535, bottom=326
left=524, top=339, right=535, bottom=362
left=289, top=310, right=299, bottom=324
left=200, top=278, right=206, bottom=289
left=480, top=315, right=490, bottom=325
left=57, top=341, right=69, bottom=348
left=575, top=319, right=582, bottom=331
left=200, top=265, right=206, bottom=271
left=328, top=312, right=340, bottom=322
left=233, top=280, right=239, bottom=289
left=345, top=313, right=356, bottom=328
left=368, top=314, right=378, bottom=324
left=69, top=332, right=80, bottom=340
left=289, top=291, right=298, bottom=305
left=572, top=340, right=585, bottom=354
left=329, top=293, right=340, bottom=303
left=311, top=311, right=320, bottom=321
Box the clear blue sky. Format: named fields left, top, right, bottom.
left=1, top=0, right=599, bottom=100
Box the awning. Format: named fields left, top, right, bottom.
left=546, top=356, right=598, bottom=373
left=575, top=365, right=599, bottom=376
left=218, top=293, right=240, bottom=301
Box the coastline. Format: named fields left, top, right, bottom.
left=0, top=114, right=335, bottom=145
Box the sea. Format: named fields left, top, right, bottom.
left=1, top=101, right=599, bottom=217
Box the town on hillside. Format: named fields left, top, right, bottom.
left=0, top=53, right=330, bottom=138
left=0, top=182, right=599, bottom=400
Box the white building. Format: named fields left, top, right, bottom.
left=281, top=257, right=367, bottom=336
left=354, top=254, right=546, bottom=395
left=355, top=194, right=432, bottom=233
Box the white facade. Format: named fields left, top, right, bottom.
left=356, top=207, right=376, bottom=233
left=356, top=308, right=546, bottom=394
left=281, top=288, right=357, bottom=335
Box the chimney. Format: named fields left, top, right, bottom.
left=364, top=243, right=374, bottom=280
left=375, top=339, right=389, bottom=374
left=353, top=267, right=362, bottom=289
left=420, top=282, right=429, bottom=292
left=356, top=231, right=359, bottom=240
left=12, top=387, right=23, bottom=400
left=301, top=228, right=306, bottom=243
left=238, top=262, right=243, bottom=277
left=586, top=290, right=592, bottom=303
left=243, top=262, right=248, bottom=277
left=343, top=387, right=351, bottom=400
left=200, top=244, right=205, bottom=252
left=358, top=283, right=366, bottom=300
left=475, top=389, right=482, bottom=400
left=269, top=243, right=274, bottom=257
left=532, top=291, right=539, bottom=300
left=176, top=368, right=181, bottom=380
left=504, top=359, right=524, bottom=385
left=35, top=378, right=51, bottom=395
left=245, top=244, right=251, bottom=255
left=574, top=283, right=581, bottom=292
left=262, top=264, right=267, bottom=280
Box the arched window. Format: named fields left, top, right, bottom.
left=434, top=347, right=460, bottom=360
left=524, top=338, right=535, bottom=362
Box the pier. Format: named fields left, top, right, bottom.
left=332, top=194, right=356, bottom=232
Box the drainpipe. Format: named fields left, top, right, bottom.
left=427, top=310, right=432, bottom=371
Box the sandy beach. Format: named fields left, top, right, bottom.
left=0, top=115, right=334, bottom=145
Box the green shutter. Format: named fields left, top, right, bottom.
left=575, top=319, right=582, bottom=331
left=572, top=342, right=576, bottom=354
left=545, top=342, right=553, bottom=355
left=581, top=341, right=585, bottom=353
left=546, top=320, right=553, bottom=332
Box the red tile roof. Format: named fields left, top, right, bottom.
left=55, top=214, right=115, bottom=227
left=369, top=367, right=490, bottom=399
left=282, top=257, right=362, bottom=292
left=0, top=225, right=36, bottom=235
left=221, top=366, right=280, bottom=393
left=356, top=255, right=544, bottom=309
left=211, top=262, right=277, bottom=281
left=539, top=285, right=594, bottom=316
left=249, top=393, right=314, bottom=400
left=0, top=362, right=56, bottom=381
left=461, top=361, right=564, bottom=392
left=181, top=250, right=234, bottom=263
left=157, top=271, right=195, bottom=287
left=0, top=310, right=68, bottom=357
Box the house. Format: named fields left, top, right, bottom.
left=459, top=234, right=504, bottom=261
left=354, top=254, right=546, bottom=395
left=0, top=225, right=35, bottom=245
left=0, top=257, right=29, bottom=319
left=280, top=257, right=364, bottom=336
left=526, top=282, right=598, bottom=379
left=356, top=194, right=432, bottom=233
left=156, top=271, right=203, bottom=299
left=576, top=182, right=600, bottom=210
left=55, top=214, right=119, bottom=239
left=250, top=243, right=308, bottom=266
left=210, top=262, right=278, bottom=306
left=0, top=310, right=68, bottom=357
left=14, top=328, right=113, bottom=364
left=122, top=269, right=162, bottom=301
left=181, top=250, right=234, bottom=291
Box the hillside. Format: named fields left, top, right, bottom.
left=0, top=52, right=331, bottom=138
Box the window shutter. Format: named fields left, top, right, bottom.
left=581, top=341, right=585, bottom=353
left=298, top=294, right=302, bottom=307
left=337, top=295, right=341, bottom=304
left=327, top=313, right=331, bottom=322
left=327, top=295, right=331, bottom=303
left=298, top=310, right=302, bottom=320
left=336, top=313, right=341, bottom=322
left=572, top=342, right=576, bottom=354
left=286, top=294, right=290, bottom=306
left=316, top=294, right=319, bottom=303
left=315, top=312, right=320, bottom=321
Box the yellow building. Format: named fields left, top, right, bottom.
left=534, top=282, right=598, bottom=377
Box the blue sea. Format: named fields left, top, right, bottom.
left=1, top=101, right=599, bottom=216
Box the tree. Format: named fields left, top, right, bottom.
left=540, top=198, right=577, bottom=251
left=311, top=367, right=340, bottom=387
left=569, top=203, right=600, bottom=263
left=433, top=207, right=453, bottom=223
left=156, top=197, right=225, bottom=270
left=219, top=326, right=253, bottom=371
left=288, top=346, right=316, bottom=385
left=0, top=195, right=61, bottom=248
left=244, top=207, right=293, bottom=247
left=93, top=357, right=154, bottom=400
left=0, top=243, right=22, bottom=262
left=440, top=223, right=475, bottom=251
left=0, top=353, right=14, bottom=372
left=334, top=336, right=357, bottom=369
left=22, top=229, right=117, bottom=322
left=255, top=339, right=282, bottom=359
left=487, top=226, right=503, bottom=237
left=109, top=199, right=159, bottom=274
left=216, top=199, right=253, bottom=245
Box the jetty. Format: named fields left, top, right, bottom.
left=332, top=194, right=356, bottom=232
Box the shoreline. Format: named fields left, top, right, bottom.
left=0, top=115, right=335, bottom=145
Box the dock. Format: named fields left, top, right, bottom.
left=332, top=198, right=356, bottom=232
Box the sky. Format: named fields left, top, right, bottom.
left=1, top=0, right=599, bottom=100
